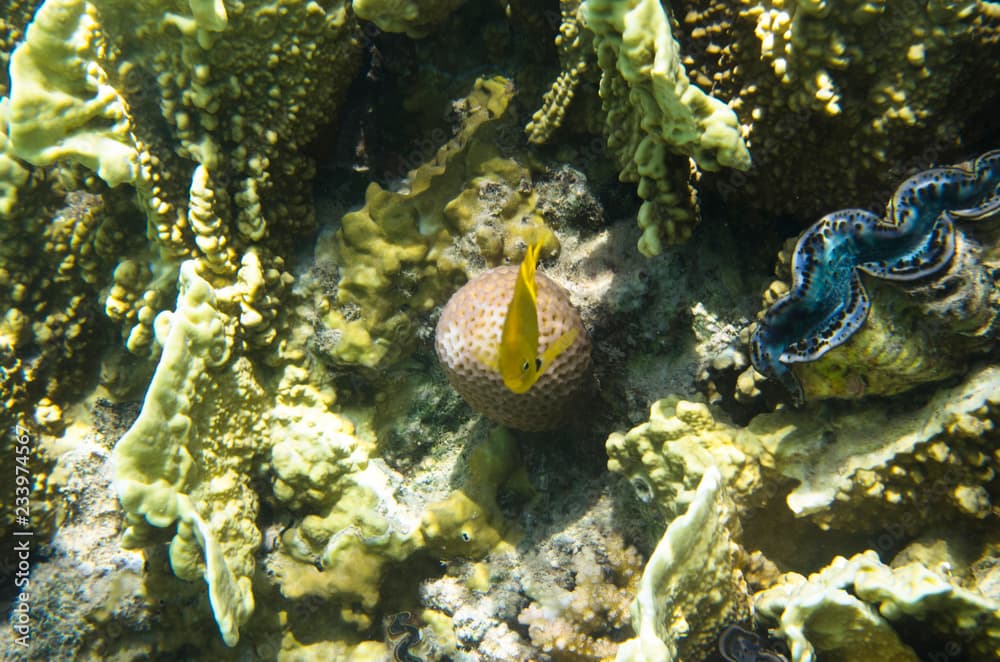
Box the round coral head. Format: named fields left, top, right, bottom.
left=435, top=265, right=591, bottom=431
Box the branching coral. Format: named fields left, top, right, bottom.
left=525, top=0, right=593, bottom=146
left=518, top=533, right=641, bottom=661
left=6, top=0, right=364, bottom=358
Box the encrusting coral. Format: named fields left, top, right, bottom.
left=113, top=257, right=530, bottom=644
left=751, top=364, right=1000, bottom=531
left=6, top=0, right=1000, bottom=658
left=353, top=0, right=468, bottom=38
left=6, top=0, right=138, bottom=187
left=607, top=371, right=999, bottom=658
left=112, top=261, right=263, bottom=646
left=610, top=365, right=999, bottom=534
left=615, top=468, right=751, bottom=662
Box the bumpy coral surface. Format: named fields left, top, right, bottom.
left=301, top=76, right=564, bottom=371
left=613, top=365, right=998, bottom=534
left=582, top=0, right=752, bottom=254
left=5, top=0, right=1000, bottom=659
left=6, top=0, right=363, bottom=357
left=435, top=261, right=592, bottom=431
left=616, top=468, right=750, bottom=662
left=680, top=0, right=1000, bottom=219
left=756, top=551, right=1000, bottom=661
left=112, top=261, right=262, bottom=646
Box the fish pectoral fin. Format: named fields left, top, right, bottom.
left=536, top=328, right=579, bottom=376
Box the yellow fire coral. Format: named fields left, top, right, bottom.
left=581, top=0, right=751, bottom=254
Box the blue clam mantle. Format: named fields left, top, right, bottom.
left=751, top=150, right=1000, bottom=404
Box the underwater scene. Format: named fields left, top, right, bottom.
left=1, top=0, right=999, bottom=660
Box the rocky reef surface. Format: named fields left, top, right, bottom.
left=1, top=1, right=999, bottom=661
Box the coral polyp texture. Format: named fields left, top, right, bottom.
left=615, top=468, right=751, bottom=662
left=751, top=150, right=1000, bottom=404
left=6, top=0, right=363, bottom=358
left=435, top=258, right=592, bottom=431
left=301, top=76, right=566, bottom=372
left=680, top=0, right=1000, bottom=219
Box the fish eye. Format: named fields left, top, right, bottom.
left=521, top=360, right=530, bottom=373
left=535, top=358, right=542, bottom=370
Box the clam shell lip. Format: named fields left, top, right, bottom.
left=750, top=149, right=1000, bottom=403
left=436, top=265, right=592, bottom=430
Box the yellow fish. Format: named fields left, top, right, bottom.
left=495, top=243, right=578, bottom=394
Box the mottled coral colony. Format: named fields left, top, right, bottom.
left=1, top=1, right=999, bottom=661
